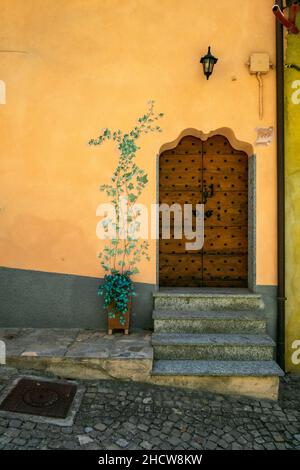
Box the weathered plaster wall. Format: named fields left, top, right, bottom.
left=0, top=0, right=277, bottom=287
left=285, top=16, right=300, bottom=373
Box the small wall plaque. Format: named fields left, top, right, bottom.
left=255, top=127, right=274, bottom=146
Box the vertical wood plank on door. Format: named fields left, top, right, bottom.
left=202, top=136, right=248, bottom=287
left=159, top=136, right=203, bottom=286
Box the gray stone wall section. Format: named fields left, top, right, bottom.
left=254, top=285, right=278, bottom=342
left=156, top=152, right=160, bottom=288
left=248, top=155, right=256, bottom=291
left=0, top=267, right=154, bottom=330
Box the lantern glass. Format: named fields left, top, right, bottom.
left=200, top=46, right=218, bottom=80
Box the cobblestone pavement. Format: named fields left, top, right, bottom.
left=0, top=367, right=299, bottom=450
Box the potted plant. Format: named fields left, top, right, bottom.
left=89, top=101, right=164, bottom=334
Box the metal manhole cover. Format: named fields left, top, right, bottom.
left=0, top=378, right=77, bottom=419
left=23, top=388, right=59, bottom=407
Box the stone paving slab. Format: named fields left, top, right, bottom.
left=0, top=329, right=80, bottom=357
left=0, top=329, right=152, bottom=360
left=66, top=331, right=152, bottom=359
left=0, top=366, right=299, bottom=450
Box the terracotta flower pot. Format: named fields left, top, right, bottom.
left=107, top=297, right=132, bottom=335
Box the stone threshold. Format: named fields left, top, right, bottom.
left=153, top=287, right=255, bottom=296
left=155, top=287, right=259, bottom=296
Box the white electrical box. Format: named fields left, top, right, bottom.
left=249, top=53, right=270, bottom=74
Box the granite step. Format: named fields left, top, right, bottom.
left=153, top=310, right=267, bottom=334
left=152, top=359, right=284, bottom=377
left=152, top=333, right=275, bottom=361
left=153, top=289, right=264, bottom=312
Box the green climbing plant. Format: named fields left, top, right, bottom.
left=89, top=101, right=164, bottom=320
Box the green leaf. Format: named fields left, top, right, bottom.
left=128, top=193, right=137, bottom=203
left=137, top=174, right=148, bottom=184
left=103, top=128, right=111, bottom=138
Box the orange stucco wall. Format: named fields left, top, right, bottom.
left=0, top=0, right=277, bottom=286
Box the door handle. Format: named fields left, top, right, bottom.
left=205, top=210, right=213, bottom=218
left=203, top=184, right=214, bottom=204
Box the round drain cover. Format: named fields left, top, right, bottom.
left=23, top=387, right=59, bottom=408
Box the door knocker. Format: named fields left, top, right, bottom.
left=205, top=209, right=213, bottom=218
left=203, top=184, right=214, bottom=204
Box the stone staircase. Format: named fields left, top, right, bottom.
left=151, top=289, right=284, bottom=400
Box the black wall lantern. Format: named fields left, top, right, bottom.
left=200, top=46, right=218, bottom=80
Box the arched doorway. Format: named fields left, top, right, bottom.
left=158, top=130, right=252, bottom=288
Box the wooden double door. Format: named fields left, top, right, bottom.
left=159, top=134, right=248, bottom=287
